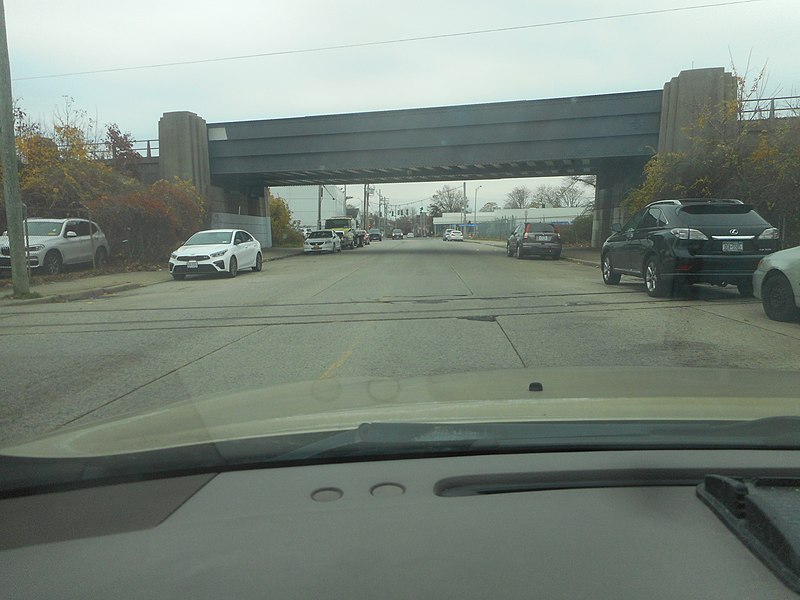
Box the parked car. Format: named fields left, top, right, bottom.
left=443, top=228, right=456, bottom=241
left=392, top=229, right=404, bottom=240
left=304, top=229, right=342, bottom=255
left=506, top=223, right=561, bottom=259
left=448, top=229, right=464, bottom=241
left=406, top=232, right=414, bottom=239
left=169, top=229, right=262, bottom=280
left=601, top=199, right=780, bottom=297
left=355, top=229, right=369, bottom=246
left=0, top=218, right=109, bottom=275
left=753, top=245, right=800, bottom=322
left=368, top=230, right=383, bottom=241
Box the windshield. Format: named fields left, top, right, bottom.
left=24, top=221, right=63, bottom=236
left=324, top=219, right=351, bottom=228
left=1, top=1, right=799, bottom=475
left=184, top=231, right=232, bottom=245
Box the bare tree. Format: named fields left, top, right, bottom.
left=479, top=201, right=499, bottom=212
left=532, top=184, right=562, bottom=207
left=504, top=185, right=533, bottom=209
left=428, top=185, right=467, bottom=216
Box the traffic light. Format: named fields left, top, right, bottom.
left=419, top=207, right=423, bottom=214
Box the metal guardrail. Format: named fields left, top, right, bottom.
left=740, top=96, right=800, bottom=120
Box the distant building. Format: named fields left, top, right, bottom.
left=270, top=185, right=345, bottom=228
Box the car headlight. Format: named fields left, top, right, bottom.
left=26, top=245, right=45, bottom=252
left=757, top=227, right=779, bottom=240
left=170, top=253, right=178, bottom=259
left=209, top=249, right=228, bottom=258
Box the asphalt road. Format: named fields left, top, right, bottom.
left=1, top=237, right=799, bottom=445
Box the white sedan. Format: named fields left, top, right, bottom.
left=304, top=230, right=342, bottom=254
left=448, top=230, right=464, bottom=241
left=169, top=229, right=262, bottom=280
left=753, top=245, right=800, bottom=322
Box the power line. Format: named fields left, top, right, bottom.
left=13, top=1, right=759, bottom=82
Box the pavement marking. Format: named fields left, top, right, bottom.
left=320, top=348, right=354, bottom=380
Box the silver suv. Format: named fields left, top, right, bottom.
left=0, top=218, right=110, bottom=275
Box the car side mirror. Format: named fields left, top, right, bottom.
left=66, top=231, right=78, bottom=238
left=611, top=223, right=622, bottom=233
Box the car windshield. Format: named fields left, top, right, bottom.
left=1, top=0, right=799, bottom=502
left=184, top=231, right=232, bottom=245
left=24, top=221, right=63, bottom=236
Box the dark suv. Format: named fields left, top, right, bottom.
left=601, top=199, right=780, bottom=297
left=506, top=223, right=562, bottom=259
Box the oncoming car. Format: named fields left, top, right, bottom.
left=303, top=229, right=342, bottom=254
left=169, top=229, right=262, bottom=280
left=0, top=218, right=109, bottom=275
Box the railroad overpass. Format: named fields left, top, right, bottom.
left=158, top=67, right=737, bottom=246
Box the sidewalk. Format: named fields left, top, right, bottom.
left=0, top=247, right=304, bottom=306
left=466, top=239, right=600, bottom=267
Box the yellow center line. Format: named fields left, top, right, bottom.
left=320, top=348, right=354, bottom=380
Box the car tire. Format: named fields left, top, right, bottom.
left=761, top=274, right=800, bottom=322
left=94, top=247, right=107, bottom=269
left=552, top=251, right=561, bottom=260
left=506, top=243, right=513, bottom=257
left=601, top=254, right=621, bottom=285
left=515, top=244, right=524, bottom=259
left=172, top=273, right=186, bottom=280
left=644, top=256, right=669, bottom=297
left=737, top=281, right=754, bottom=297
left=42, top=251, right=62, bottom=275
left=228, top=256, right=238, bottom=278
left=252, top=252, right=262, bottom=272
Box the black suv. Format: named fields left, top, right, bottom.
left=506, top=223, right=562, bottom=259
left=601, top=199, right=780, bottom=297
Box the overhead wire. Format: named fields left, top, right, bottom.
left=13, top=1, right=760, bottom=81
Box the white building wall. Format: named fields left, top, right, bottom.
left=271, top=185, right=345, bottom=228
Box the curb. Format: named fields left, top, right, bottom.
left=3, top=282, right=150, bottom=306
left=1, top=250, right=305, bottom=306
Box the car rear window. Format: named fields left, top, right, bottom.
left=676, top=204, right=770, bottom=226
left=309, top=231, right=332, bottom=238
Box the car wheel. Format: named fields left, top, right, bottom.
left=601, top=254, right=621, bottom=285
left=228, top=256, right=238, bottom=278
left=94, top=247, right=107, bottom=269
left=552, top=251, right=561, bottom=260
left=172, top=273, right=186, bottom=280
left=252, top=252, right=262, bottom=272
left=42, top=251, right=62, bottom=275
left=737, top=281, right=754, bottom=297
left=762, top=274, right=800, bottom=322
left=515, top=244, right=524, bottom=259
left=506, top=243, right=513, bottom=257
left=644, top=256, right=669, bottom=297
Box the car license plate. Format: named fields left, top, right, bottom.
left=722, top=241, right=743, bottom=253
left=188, top=260, right=198, bottom=269
left=313, top=245, right=320, bottom=251
left=535, top=235, right=548, bottom=241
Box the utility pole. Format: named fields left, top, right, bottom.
left=0, top=0, right=29, bottom=295
left=317, top=185, right=323, bottom=229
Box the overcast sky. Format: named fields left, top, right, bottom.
left=5, top=0, right=799, bottom=207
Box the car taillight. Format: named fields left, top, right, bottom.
left=758, top=227, right=779, bottom=240
left=670, top=227, right=708, bottom=240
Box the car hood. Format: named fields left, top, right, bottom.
left=173, top=243, right=230, bottom=255
left=0, top=234, right=60, bottom=246
left=3, top=367, right=800, bottom=458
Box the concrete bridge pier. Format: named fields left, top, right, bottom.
left=591, top=159, right=647, bottom=248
